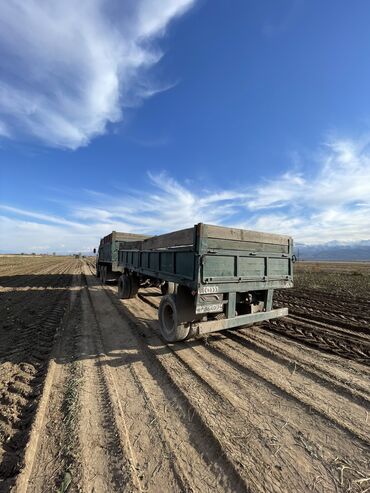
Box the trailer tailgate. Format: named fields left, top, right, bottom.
left=201, top=254, right=291, bottom=283
left=200, top=224, right=292, bottom=284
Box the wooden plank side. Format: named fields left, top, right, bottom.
left=100, top=231, right=149, bottom=247
left=140, top=227, right=195, bottom=250
left=119, top=240, right=143, bottom=250
left=112, top=231, right=150, bottom=241
left=203, top=224, right=291, bottom=246
left=118, top=228, right=194, bottom=251
left=207, top=238, right=289, bottom=253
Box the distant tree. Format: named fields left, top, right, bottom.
left=53, top=252, right=56, bottom=256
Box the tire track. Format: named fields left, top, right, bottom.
left=181, top=337, right=370, bottom=488
left=118, top=287, right=370, bottom=492
left=88, top=269, right=248, bottom=493
left=202, top=333, right=370, bottom=445
left=232, top=326, right=370, bottom=402
left=105, top=286, right=363, bottom=492
left=266, top=317, right=370, bottom=364
left=139, top=290, right=370, bottom=438
left=139, top=289, right=370, bottom=380
left=77, top=276, right=139, bottom=493
left=274, top=290, right=370, bottom=330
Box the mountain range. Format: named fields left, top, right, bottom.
left=294, top=240, right=370, bottom=261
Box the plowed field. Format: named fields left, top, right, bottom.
left=0, top=257, right=369, bottom=493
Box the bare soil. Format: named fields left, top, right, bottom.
left=0, top=257, right=369, bottom=493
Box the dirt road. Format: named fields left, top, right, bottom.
left=0, top=257, right=369, bottom=492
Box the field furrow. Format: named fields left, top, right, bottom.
left=1, top=257, right=369, bottom=493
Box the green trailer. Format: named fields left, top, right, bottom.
left=115, top=223, right=294, bottom=342
left=96, top=231, right=150, bottom=283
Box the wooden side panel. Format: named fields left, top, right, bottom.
left=113, top=231, right=150, bottom=241
left=203, top=224, right=290, bottom=247
left=207, top=238, right=289, bottom=253
left=119, top=240, right=144, bottom=250
left=141, top=227, right=195, bottom=250
left=118, top=228, right=194, bottom=251
left=100, top=231, right=149, bottom=247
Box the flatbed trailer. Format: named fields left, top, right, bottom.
left=114, top=223, right=294, bottom=342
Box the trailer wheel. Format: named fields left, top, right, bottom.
left=158, top=295, right=190, bottom=342
left=160, top=282, right=176, bottom=296
left=118, top=274, right=131, bottom=299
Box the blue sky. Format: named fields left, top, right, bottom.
left=1, top=0, right=370, bottom=252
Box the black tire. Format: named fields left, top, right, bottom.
left=130, top=275, right=140, bottom=298
left=158, top=294, right=190, bottom=342
left=101, top=266, right=107, bottom=284
left=118, top=274, right=132, bottom=299
left=161, top=282, right=176, bottom=296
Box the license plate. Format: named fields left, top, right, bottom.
left=196, top=303, right=223, bottom=314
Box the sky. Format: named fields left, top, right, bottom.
left=1, top=0, right=370, bottom=253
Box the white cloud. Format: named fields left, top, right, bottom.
left=0, top=0, right=194, bottom=149
left=1, top=136, right=370, bottom=252
left=0, top=205, right=88, bottom=229
left=0, top=216, right=95, bottom=253
left=245, top=137, right=370, bottom=214
left=237, top=137, right=370, bottom=242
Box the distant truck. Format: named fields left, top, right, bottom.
left=96, top=224, right=294, bottom=342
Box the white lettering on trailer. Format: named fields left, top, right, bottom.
left=199, top=286, right=219, bottom=294
left=196, top=303, right=223, bottom=314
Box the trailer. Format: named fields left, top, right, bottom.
left=114, top=223, right=294, bottom=342
left=95, top=231, right=150, bottom=283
